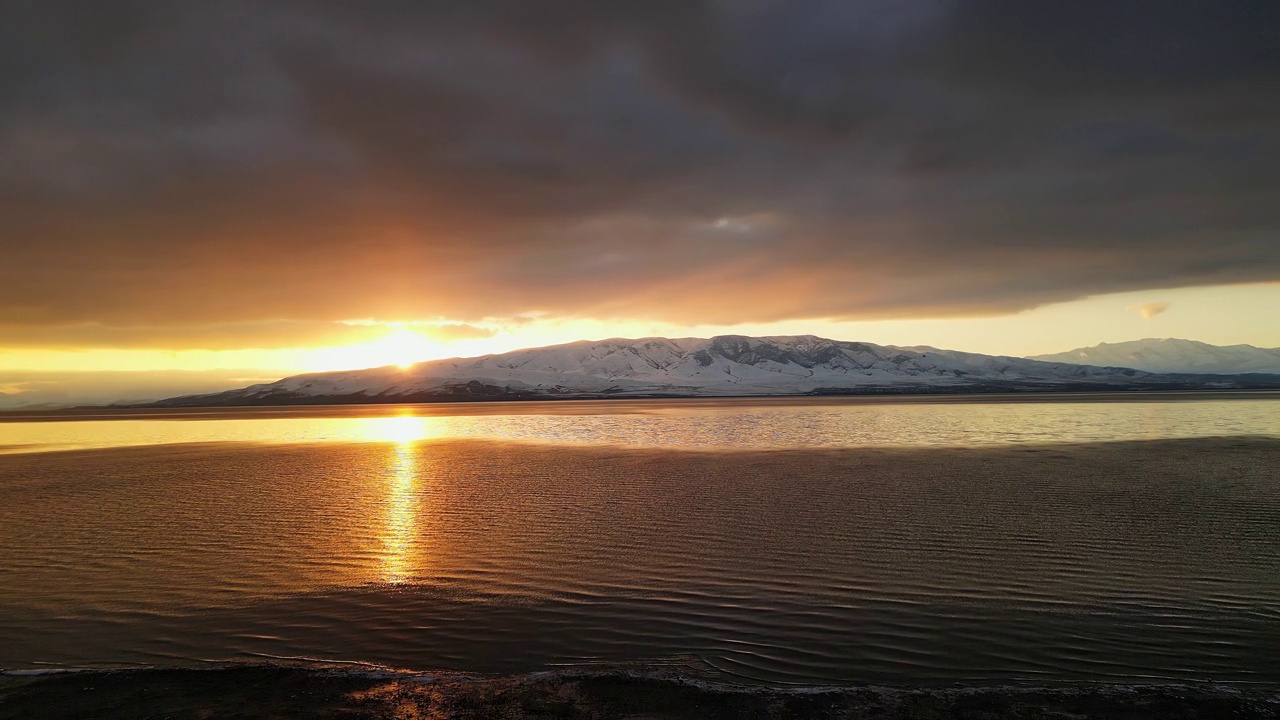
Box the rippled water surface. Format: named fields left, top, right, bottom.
left=1, top=396, right=1278, bottom=686
left=3, top=394, right=1280, bottom=454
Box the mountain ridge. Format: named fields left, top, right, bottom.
left=151, top=334, right=1280, bottom=407
left=1032, top=338, right=1280, bottom=375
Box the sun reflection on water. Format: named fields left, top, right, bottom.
left=362, top=415, right=443, bottom=444
left=377, top=415, right=431, bottom=585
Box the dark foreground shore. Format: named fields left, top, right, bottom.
left=2, top=669, right=1277, bottom=720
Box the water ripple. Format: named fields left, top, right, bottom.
left=2, top=432, right=1279, bottom=686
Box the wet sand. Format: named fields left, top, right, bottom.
left=3, top=668, right=1279, bottom=720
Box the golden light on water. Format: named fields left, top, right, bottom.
left=0, top=413, right=467, bottom=455
left=370, top=414, right=436, bottom=585
left=381, top=440, right=420, bottom=585
left=361, top=415, right=444, bottom=444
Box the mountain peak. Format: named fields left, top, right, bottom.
left=1032, top=339, right=1280, bottom=375
left=148, top=334, right=1280, bottom=408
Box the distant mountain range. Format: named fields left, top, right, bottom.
left=1032, top=338, right=1280, bottom=375
left=152, top=335, right=1280, bottom=407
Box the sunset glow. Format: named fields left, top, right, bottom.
left=3, top=282, right=1280, bottom=407
left=3, top=3, right=1280, bottom=712
left=1, top=1, right=1277, bottom=411
left=304, top=328, right=447, bottom=372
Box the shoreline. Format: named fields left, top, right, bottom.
left=3, top=666, right=1278, bottom=719
left=3, top=387, right=1279, bottom=424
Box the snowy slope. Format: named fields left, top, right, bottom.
left=1031, top=338, right=1280, bottom=375
left=150, top=334, right=1265, bottom=406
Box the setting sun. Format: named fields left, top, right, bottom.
left=304, top=328, right=443, bottom=372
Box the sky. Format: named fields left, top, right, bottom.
left=2, top=1, right=1278, bottom=406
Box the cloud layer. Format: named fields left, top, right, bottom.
left=3, top=1, right=1277, bottom=348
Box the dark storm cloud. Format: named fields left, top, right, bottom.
left=1, top=0, right=1277, bottom=344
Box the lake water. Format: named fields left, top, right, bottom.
left=1, top=395, right=1278, bottom=687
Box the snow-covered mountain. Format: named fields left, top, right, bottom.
left=153, top=335, right=1279, bottom=407
left=1031, top=338, right=1280, bottom=375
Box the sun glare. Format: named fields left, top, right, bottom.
left=304, top=328, right=442, bottom=372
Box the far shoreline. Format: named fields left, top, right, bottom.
left=3, top=387, right=1280, bottom=423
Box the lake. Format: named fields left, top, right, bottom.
left=1, top=394, right=1278, bottom=688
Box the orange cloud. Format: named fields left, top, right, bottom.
left=1134, top=302, right=1171, bottom=319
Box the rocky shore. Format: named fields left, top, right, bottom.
left=3, top=667, right=1277, bottom=719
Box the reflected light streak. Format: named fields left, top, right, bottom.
left=381, top=440, right=419, bottom=585
left=362, top=415, right=443, bottom=444
left=378, top=414, right=431, bottom=585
